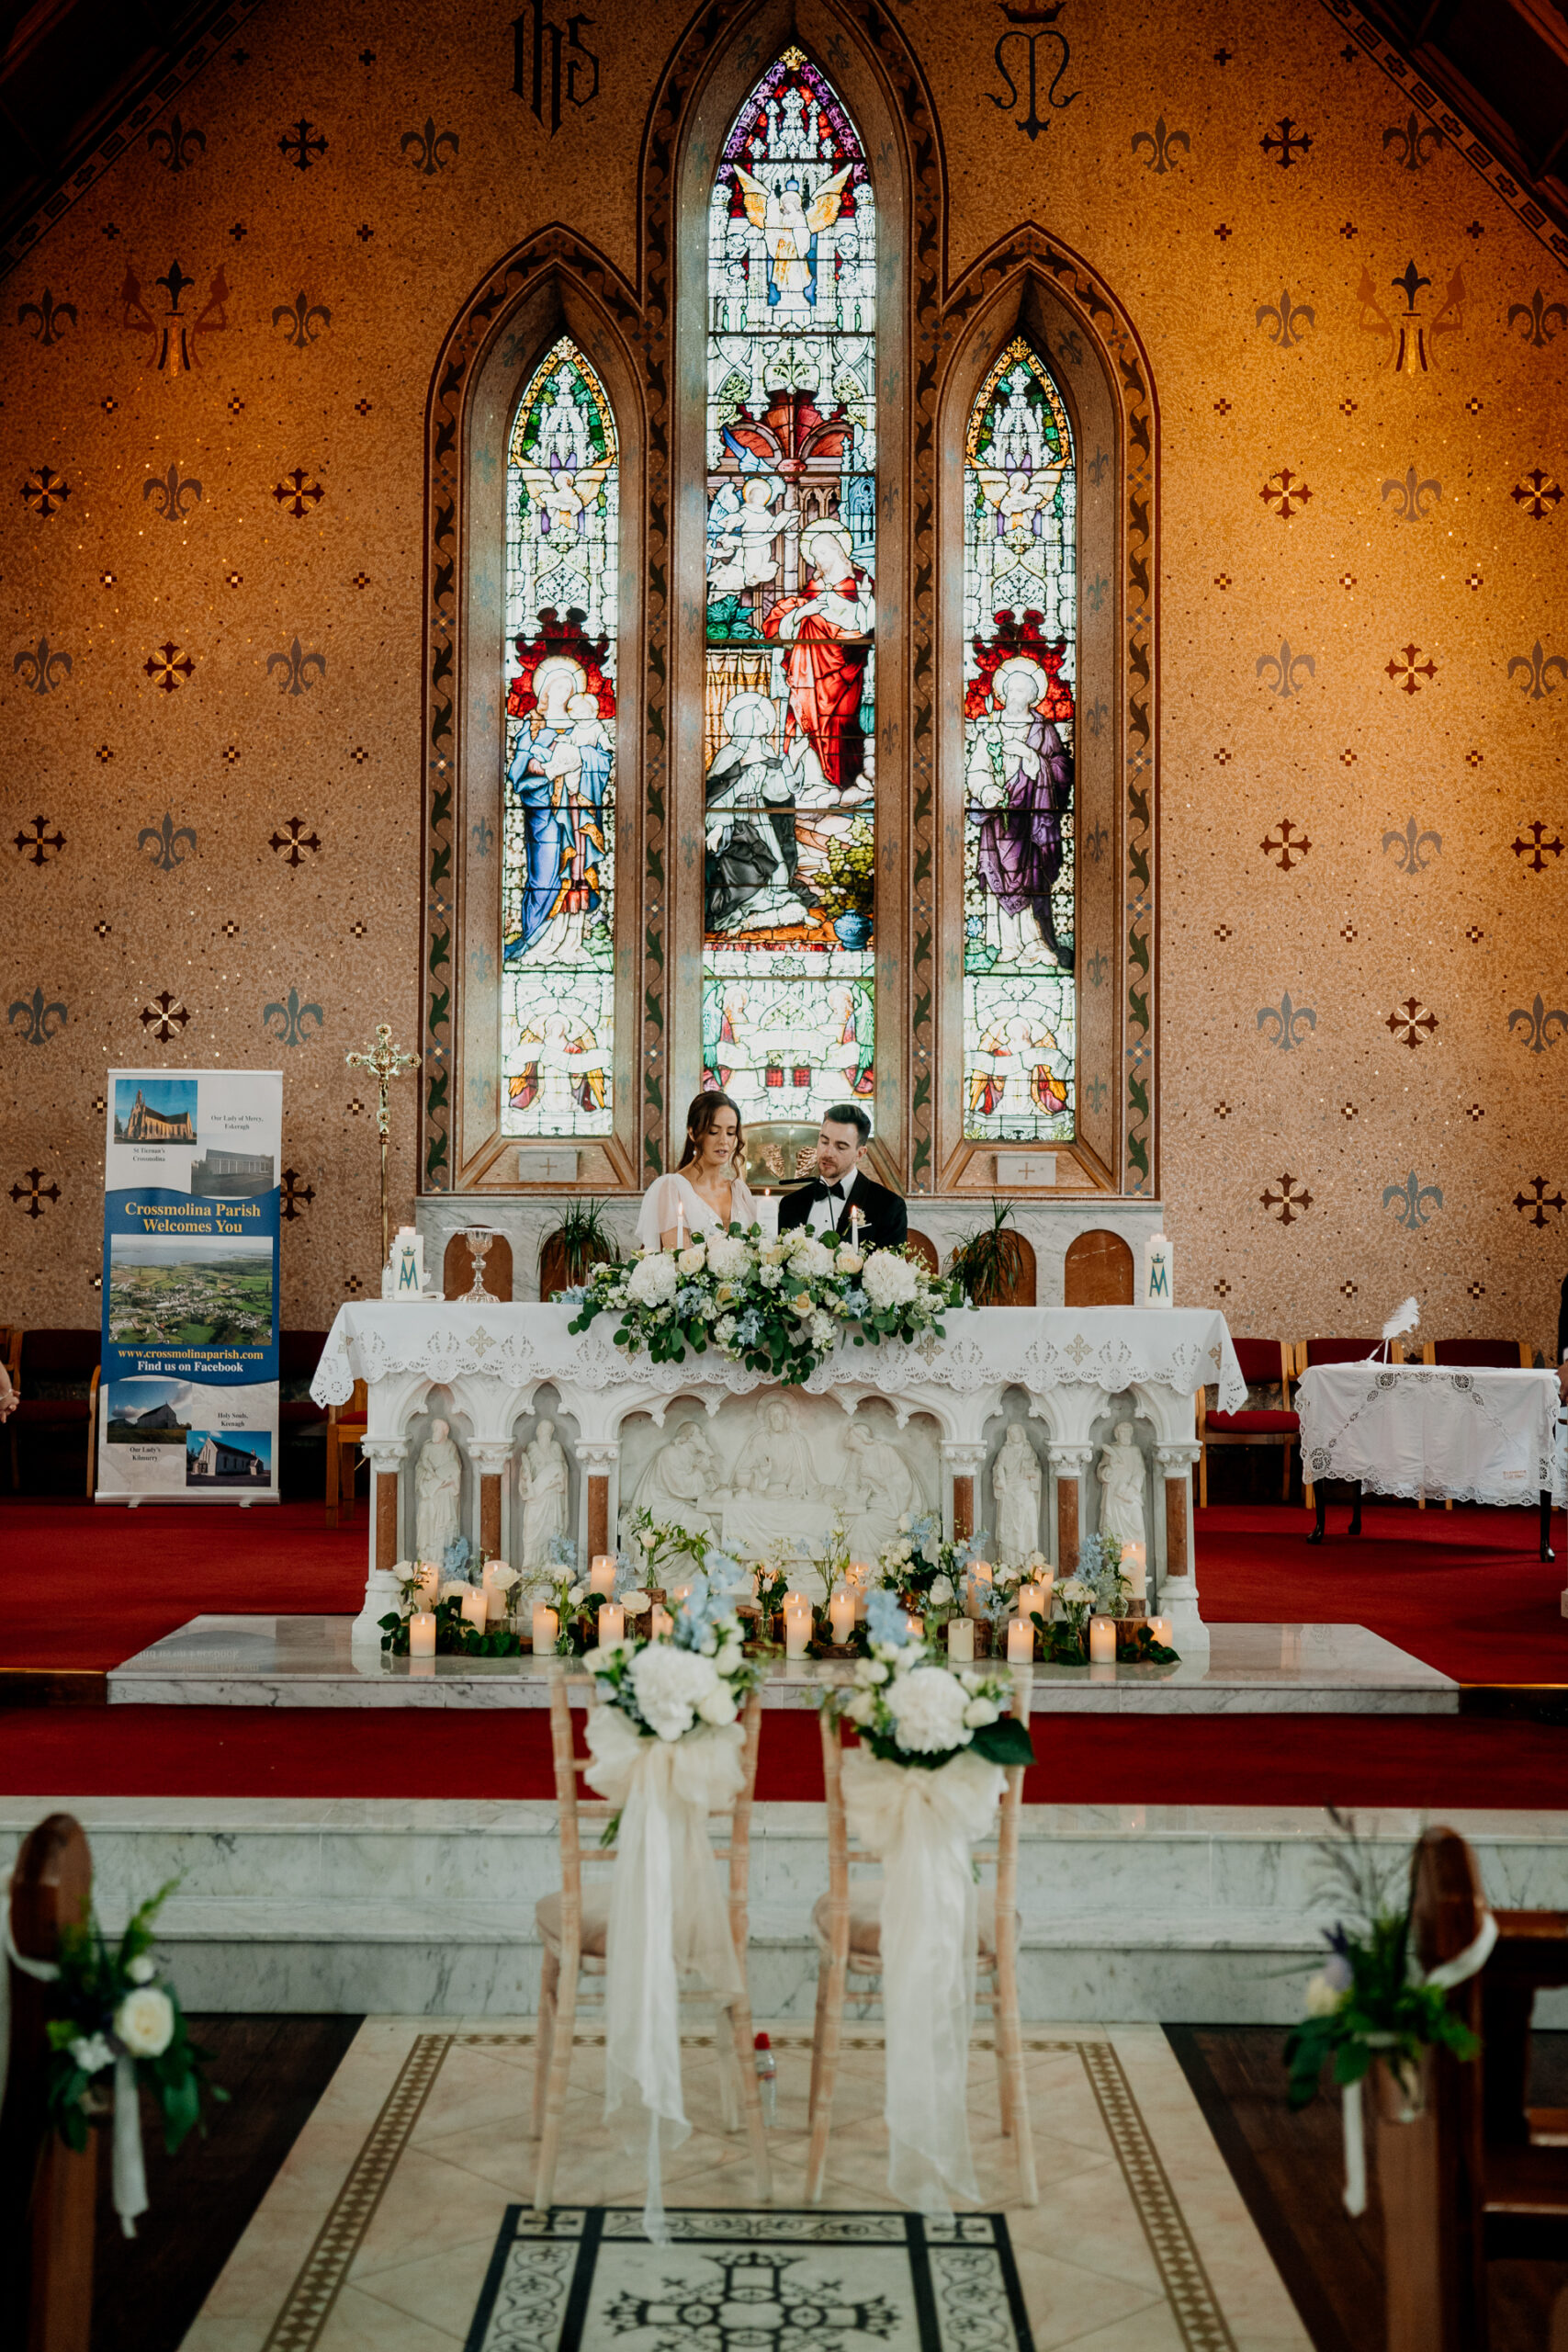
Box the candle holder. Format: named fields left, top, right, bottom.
left=971, top=1621, right=994, bottom=1660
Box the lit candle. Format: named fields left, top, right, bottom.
left=409, top=1609, right=436, bottom=1658
left=905, top=1612, right=923, bottom=1642
left=1007, top=1616, right=1034, bottom=1664
left=784, top=1594, right=812, bottom=1658
left=482, top=1559, right=511, bottom=1622
left=417, top=1561, right=441, bottom=1604
left=850, top=1562, right=873, bottom=1620
left=598, top=1600, right=626, bottom=1646
left=675, top=1199, right=686, bottom=1250
left=1088, top=1616, right=1117, bottom=1663
left=755, top=1190, right=779, bottom=1241
left=1018, top=1573, right=1053, bottom=1625
left=965, top=1562, right=993, bottom=1620
left=850, top=1204, right=863, bottom=1248
left=1122, top=1542, right=1147, bottom=1601
left=650, top=1604, right=674, bottom=1640
left=1146, top=1615, right=1172, bottom=1647
left=671, top=1581, right=692, bottom=1606
left=531, top=1603, right=558, bottom=1654
left=590, top=1555, right=617, bottom=1595
left=946, top=1618, right=975, bottom=1662
left=460, top=1589, right=488, bottom=1636
left=829, top=1587, right=855, bottom=1645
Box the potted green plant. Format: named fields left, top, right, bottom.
left=539, top=1197, right=621, bottom=1298
left=947, top=1197, right=1031, bottom=1306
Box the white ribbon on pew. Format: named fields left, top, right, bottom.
left=1340, top=1907, right=1498, bottom=2217
left=4, top=1922, right=149, bottom=2237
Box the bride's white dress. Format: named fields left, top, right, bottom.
left=633, top=1170, right=758, bottom=1255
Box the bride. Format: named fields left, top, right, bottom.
left=634, top=1090, right=758, bottom=1251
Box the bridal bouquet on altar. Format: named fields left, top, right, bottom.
left=565, top=1223, right=961, bottom=1386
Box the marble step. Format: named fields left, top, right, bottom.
left=6, top=1798, right=1564, bottom=2025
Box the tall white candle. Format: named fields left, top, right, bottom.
left=946, top=1618, right=975, bottom=1662
left=460, top=1589, right=488, bottom=1636
left=829, top=1588, right=855, bottom=1645
left=965, top=1562, right=993, bottom=1620
left=409, top=1610, right=436, bottom=1658
left=1088, top=1616, right=1117, bottom=1663
left=675, top=1199, right=686, bottom=1250
left=1122, top=1543, right=1146, bottom=1601
left=531, top=1603, right=558, bottom=1654
left=590, top=1555, right=617, bottom=1595
left=417, top=1561, right=441, bottom=1604
left=1007, top=1616, right=1034, bottom=1664
left=597, top=1601, right=626, bottom=1646
left=849, top=1562, right=873, bottom=1620
left=650, top=1604, right=674, bottom=1640
left=755, top=1191, right=779, bottom=1241
left=784, top=1594, right=812, bottom=1658
left=482, top=1559, right=511, bottom=1622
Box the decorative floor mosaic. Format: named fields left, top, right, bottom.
left=181, top=2021, right=1311, bottom=2352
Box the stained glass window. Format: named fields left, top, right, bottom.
left=962, top=337, right=1077, bottom=1142
left=501, top=337, right=618, bottom=1136
left=702, top=49, right=876, bottom=1125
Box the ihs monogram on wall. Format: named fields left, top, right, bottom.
left=513, top=0, right=600, bottom=137
left=988, top=0, right=1077, bottom=142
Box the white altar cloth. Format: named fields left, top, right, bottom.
left=1295, top=1363, right=1565, bottom=1506
left=310, top=1303, right=1248, bottom=1415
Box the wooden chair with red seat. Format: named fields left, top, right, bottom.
left=8, top=1330, right=102, bottom=1498
left=1196, top=1338, right=1298, bottom=1506
left=1292, top=1337, right=1375, bottom=1533
left=1374, top=1826, right=1568, bottom=2352
left=325, top=1378, right=369, bottom=1527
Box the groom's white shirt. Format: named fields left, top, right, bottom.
left=804, top=1164, right=859, bottom=1237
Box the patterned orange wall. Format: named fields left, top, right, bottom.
left=2, top=0, right=1565, bottom=1348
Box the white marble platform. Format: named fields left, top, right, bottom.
left=106, top=1614, right=1458, bottom=1713
left=7, top=1795, right=1559, bottom=2025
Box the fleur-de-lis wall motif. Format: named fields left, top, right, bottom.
left=1382, top=1170, right=1444, bottom=1230
left=1507, top=996, right=1568, bottom=1055
left=7, top=986, right=67, bottom=1046
left=1086, top=820, right=1109, bottom=864
left=1083, top=695, right=1110, bottom=737
left=1382, top=817, right=1442, bottom=875
left=1256, top=640, right=1315, bottom=697
left=1085, top=948, right=1110, bottom=988
left=470, top=817, right=494, bottom=857
left=265, top=639, right=328, bottom=696
left=142, top=465, right=202, bottom=524
left=12, top=638, right=72, bottom=695
left=13, top=817, right=64, bottom=865
left=1382, top=113, right=1442, bottom=171
left=147, top=115, right=206, bottom=172
left=1255, top=288, right=1314, bottom=349
left=400, top=118, right=459, bottom=175
left=271, top=292, right=332, bottom=351
left=1506, top=290, right=1568, bottom=349
left=141, top=990, right=190, bottom=1040
left=263, top=988, right=325, bottom=1047
left=1131, top=119, right=1190, bottom=175
left=1381, top=468, right=1441, bottom=523
left=1085, top=1076, right=1109, bottom=1114
left=17, top=289, right=76, bottom=346
left=1506, top=641, right=1568, bottom=701
left=138, top=813, right=197, bottom=873
left=1256, top=992, right=1316, bottom=1051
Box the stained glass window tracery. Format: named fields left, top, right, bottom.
left=702, top=48, right=877, bottom=1125
left=962, top=336, right=1077, bottom=1142
left=501, top=336, right=618, bottom=1137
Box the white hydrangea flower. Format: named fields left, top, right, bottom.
left=706, top=1233, right=750, bottom=1279
left=715, top=1639, right=743, bottom=1675
left=115, top=1985, right=175, bottom=2058
left=758, top=1264, right=784, bottom=1290
left=852, top=1656, right=888, bottom=1686
left=627, top=1253, right=679, bottom=1306
left=714, top=1315, right=738, bottom=1345
left=696, top=1683, right=738, bottom=1726
left=862, top=1251, right=918, bottom=1310
left=886, top=1664, right=972, bottom=1754
left=844, top=1690, right=875, bottom=1725
left=810, top=1310, right=837, bottom=1347
left=630, top=1643, right=721, bottom=1741
left=785, top=1234, right=834, bottom=1279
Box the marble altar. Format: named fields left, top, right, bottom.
left=310, top=1303, right=1247, bottom=1652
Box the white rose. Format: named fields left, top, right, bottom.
left=1303, top=1972, right=1346, bottom=2018
left=624, top=1590, right=651, bottom=1614
left=697, top=1684, right=739, bottom=1726
left=627, top=1253, right=679, bottom=1306
left=128, top=1955, right=156, bottom=1985
left=845, top=1690, right=875, bottom=1725
left=862, top=1251, right=918, bottom=1311
left=886, top=1663, right=972, bottom=1754
left=115, top=1984, right=175, bottom=2059
left=568, top=1584, right=585, bottom=1605
left=837, top=1248, right=864, bottom=1275
left=676, top=1242, right=707, bottom=1275
left=70, top=2032, right=116, bottom=2075
left=963, top=1696, right=999, bottom=1727
left=930, top=1574, right=954, bottom=1606
left=706, top=1233, right=749, bottom=1279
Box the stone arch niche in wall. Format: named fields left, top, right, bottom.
left=421, top=252, right=649, bottom=1194
left=935, top=252, right=1159, bottom=1197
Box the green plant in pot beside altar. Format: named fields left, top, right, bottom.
left=542, top=1196, right=622, bottom=1296
left=946, top=1197, right=1031, bottom=1306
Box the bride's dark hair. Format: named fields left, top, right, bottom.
left=677, top=1090, right=745, bottom=1173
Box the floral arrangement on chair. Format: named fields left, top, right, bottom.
left=823, top=1590, right=1034, bottom=1771
left=585, top=1567, right=763, bottom=1744
left=566, top=1224, right=961, bottom=1386
left=25, top=1879, right=225, bottom=2235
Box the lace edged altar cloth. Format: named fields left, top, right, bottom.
left=1295, top=1362, right=1566, bottom=1508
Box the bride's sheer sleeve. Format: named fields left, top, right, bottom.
left=634, top=1173, right=682, bottom=1254
left=728, top=1177, right=758, bottom=1232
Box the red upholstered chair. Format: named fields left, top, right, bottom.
left=1197, top=1338, right=1298, bottom=1505
left=1293, top=1338, right=1375, bottom=1514
left=1423, top=1338, right=1531, bottom=1369
left=8, top=1329, right=101, bottom=1497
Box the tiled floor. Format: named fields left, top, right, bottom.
left=180, top=2017, right=1312, bottom=2351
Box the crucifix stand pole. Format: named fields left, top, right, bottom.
left=345, top=1023, right=419, bottom=1274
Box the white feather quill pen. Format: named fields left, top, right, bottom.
left=1368, top=1296, right=1420, bottom=1360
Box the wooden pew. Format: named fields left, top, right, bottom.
left=0, top=1815, right=97, bottom=2352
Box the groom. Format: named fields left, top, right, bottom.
left=778, top=1103, right=908, bottom=1252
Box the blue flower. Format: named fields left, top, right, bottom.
left=735, top=1309, right=763, bottom=1345
left=548, top=1532, right=579, bottom=1569
left=443, top=1534, right=471, bottom=1577
left=843, top=1285, right=869, bottom=1316
left=908, top=1510, right=942, bottom=1566
left=866, top=1588, right=909, bottom=1647
left=705, top=1549, right=749, bottom=1594
left=675, top=1284, right=705, bottom=1315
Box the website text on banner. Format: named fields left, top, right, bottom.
left=97, top=1069, right=284, bottom=1507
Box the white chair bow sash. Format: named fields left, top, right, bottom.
left=840, top=1744, right=1007, bottom=2211
left=582, top=1705, right=746, bottom=2241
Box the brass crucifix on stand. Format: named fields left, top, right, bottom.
left=345, top=1023, right=420, bottom=1270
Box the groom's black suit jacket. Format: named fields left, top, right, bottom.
left=777, top=1171, right=908, bottom=1253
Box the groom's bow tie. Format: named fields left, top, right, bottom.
left=819, top=1181, right=844, bottom=1200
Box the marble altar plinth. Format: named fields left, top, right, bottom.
left=108, top=1614, right=1457, bottom=1714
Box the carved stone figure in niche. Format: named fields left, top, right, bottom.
left=732, top=1397, right=816, bottom=1498
left=1097, top=1420, right=1148, bottom=1554
left=724, top=1396, right=828, bottom=1557
left=992, top=1423, right=1043, bottom=1565
left=519, top=1419, right=570, bottom=1568
left=840, top=1420, right=919, bottom=1558
left=414, top=1419, right=463, bottom=1563
left=624, top=1419, right=722, bottom=1544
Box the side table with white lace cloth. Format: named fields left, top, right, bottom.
left=1295, top=1363, right=1565, bottom=1559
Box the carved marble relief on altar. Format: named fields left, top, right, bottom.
left=615, top=1392, right=937, bottom=1591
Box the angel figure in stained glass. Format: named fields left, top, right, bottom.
left=763, top=520, right=874, bottom=796
left=968, top=1011, right=1067, bottom=1122
left=510, top=1012, right=605, bottom=1121
left=732, top=161, right=854, bottom=314
left=707, top=477, right=788, bottom=597
left=966, top=656, right=1073, bottom=970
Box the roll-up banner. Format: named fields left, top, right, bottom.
left=96, top=1069, right=283, bottom=1506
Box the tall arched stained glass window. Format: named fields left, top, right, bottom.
left=702, top=49, right=876, bottom=1125
left=501, top=337, right=618, bottom=1137
left=962, top=337, right=1077, bottom=1141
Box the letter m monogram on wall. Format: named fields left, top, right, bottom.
left=513, top=0, right=599, bottom=136
left=988, top=3, right=1077, bottom=142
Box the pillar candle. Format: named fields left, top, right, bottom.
left=1007, top=1616, right=1034, bottom=1664
left=946, top=1618, right=975, bottom=1663
left=675, top=1200, right=687, bottom=1250
left=671, top=1581, right=692, bottom=1607
left=905, top=1612, right=923, bottom=1642
left=755, top=1190, right=780, bottom=1241
left=829, top=1588, right=855, bottom=1645
left=417, top=1561, right=441, bottom=1604
left=1122, top=1543, right=1147, bottom=1601
left=783, top=1594, right=811, bottom=1657
left=849, top=1563, right=873, bottom=1620
left=965, top=1562, right=993, bottom=1620
left=460, top=1589, right=488, bottom=1636
left=531, top=1603, right=558, bottom=1654
left=650, top=1605, right=674, bottom=1640
left=1088, top=1616, right=1117, bottom=1663
left=1146, top=1615, right=1172, bottom=1646
left=597, top=1600, right=626, bottom=1646
left=482, top=1559, right=511, bottom=1621
left=409, top=1609, right=437, bottom=1658
left=590, top=1555, right=617, bottom=1595
left=1019, top=1573, right=1054, bottom=1624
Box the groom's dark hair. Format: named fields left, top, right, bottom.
left=823, top=1102, right=871, bottom=1143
